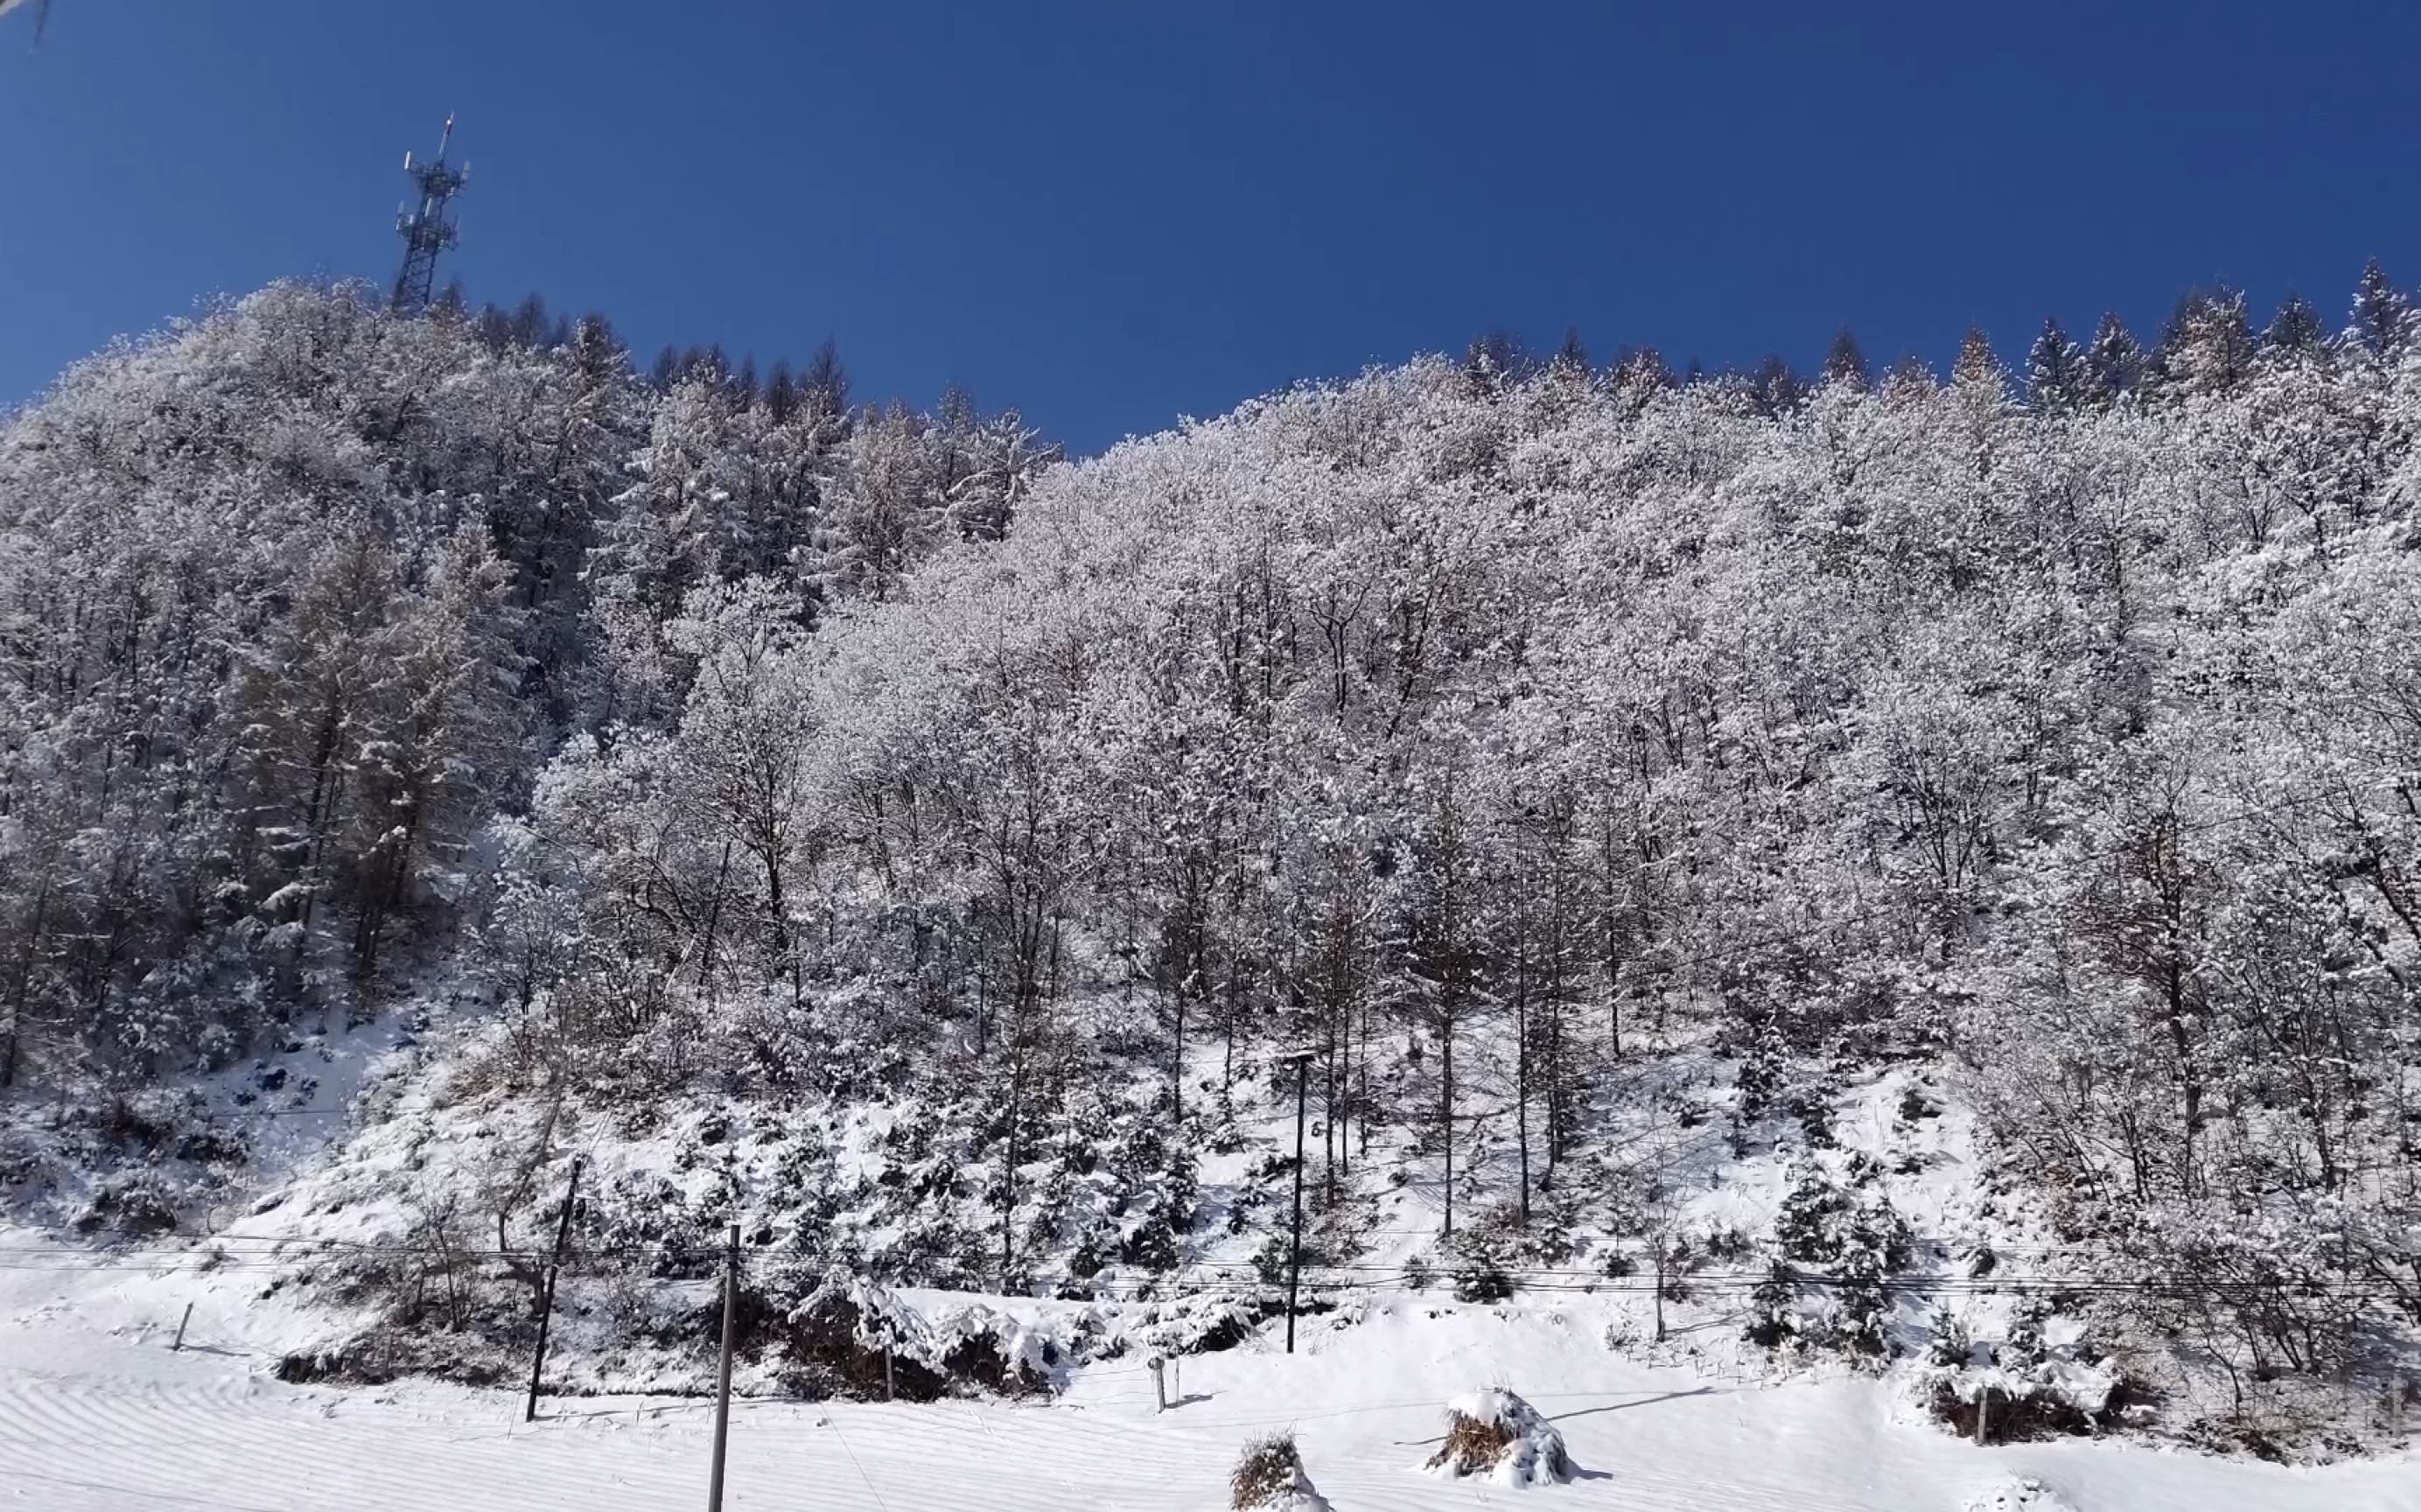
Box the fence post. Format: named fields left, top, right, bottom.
left=523, top=1157, right=582, bottom=1423
left=1280, top=1046, right=1315, bottom=1353
left=707, top=1223, right=739, bottom=1512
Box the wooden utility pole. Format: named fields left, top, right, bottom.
left=524, top=1158, right=582, bottom=1422
left=707, top=1223, right=739, bottom=1512
left=1282, top=1046, right=1315, bottom=1354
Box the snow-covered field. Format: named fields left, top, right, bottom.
left=2, top=1245, right=2408, bottom=1512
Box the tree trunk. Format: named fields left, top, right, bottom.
left=3, top=882, right=50, bottom=1092
left=1222, top=957, right=1239, bottom=1088
left=1440, top=1000, right=1456, bottom=1238
left=999, top=1018, right=1025, bottom=1286
left=1515, top=915, right=1531, bottom=1227
left=696, top=842, right=733, bottom=1005
left=762, top=846, right=788, bottom=971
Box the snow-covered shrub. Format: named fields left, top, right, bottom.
left=1774, top=1160, right=1911, bottom=1271
left=1732, top=1017, right=1788, bottom=1137
left=766, top=1270, right=1069, bottom=1401
left=1745, top=1259, right=1799, bottom=1348
left=1422, top=1388, right=1571, bottom=1487
left=1765, top=1159, right=1912, bottom=1360
left=70, top=1170, right=183, bottom=1238
left=1774, top=1166, right=1851, bottom=1262
left=2134, top=1208, right=2384, bottom=1390
left=1441, top=1223, right=1519, bottom=1303
left=1926, top=1306, right=1975, bottom=1368
left=1790, top=1085, right=1837, bottom=1148
left=1961, top=1478, right=2079, bottom=1512
left=1921, top=1347, right=2131, bottom=1445
left=1826, top=1235, right=1895, bottom=1360
left=1701, top=1225, right=1754, bottom=1263
left=1127, top=1294, right=1262, bottom=1358
left=1229, top=1433, right=1329, bottom=1511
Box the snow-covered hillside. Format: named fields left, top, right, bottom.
left=10, top=279, right=2421, bottom=1482
left=0, top=1252, right=2408, bottom=1512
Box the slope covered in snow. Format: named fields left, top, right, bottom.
left=1, top=1250, right=2409, bottom=1512
left=11, top=279, right=2421, bottom=1486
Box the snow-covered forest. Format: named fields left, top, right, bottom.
left=4, top=275, right=2419, bottom=1457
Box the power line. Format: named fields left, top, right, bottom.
left=5, top=1233, right=2406, bottom=1303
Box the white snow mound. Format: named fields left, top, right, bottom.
left=1235, top=1481, right=1333, bottom=1512
left=1963, top=1476, right=2081, bottom=1512
left=1423, top=1387, right=1573, bottom=1488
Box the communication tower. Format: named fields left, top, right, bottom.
left=390, top=116, right=468, bottom=314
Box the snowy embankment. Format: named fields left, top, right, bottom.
left=0, top=1246, right=2407, bottom=1512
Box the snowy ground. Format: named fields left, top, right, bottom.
left=1, top=1246, right=2409, bottom=1512
left=2, top=1003, right=2411, bottom=1505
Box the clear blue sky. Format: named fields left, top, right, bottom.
left=5, top=2, right=2419, bottom=454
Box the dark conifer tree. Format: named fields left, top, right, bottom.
left=765, top=359, right=800, bottom=424
left=2084, top=312, right=2144, bottom=404
left=509, top=293, right=552, bottom=349
left=1821, top=327, right=1869, bottom=390
left=1465, top=331, right=1526, bottom=392
left=2346, top=258, right=2411, bottom=358
left=474, top=302, right=514, bottom=352
left=2152, top=287, right=2253, bottom=396
left=570, top=314, right=626, bottom=389
left=1881, top=354, right=1935, bottom=394
left=1552, top=326, right=1590, bottom=376
left=2263, top=292, right=2326, bottom=355
left=1952, top=326, right=2001, bottom=387
left=2026, top=318, right=2089, bottom=414
left=803, top=337, right=851, bottom=418
left=1747, top=354, right=1804, bottom=416
left=1608, top=346, right=1671, bottom=391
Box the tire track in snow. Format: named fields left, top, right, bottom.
left=3, top=1354, right=2404, bottom=1512
left=0, top=1367, right=1203, bottom=1512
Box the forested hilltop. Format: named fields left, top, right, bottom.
left=0, top=282, right=1048, bottom=1066
left=4, top=275, right=2419, bottom=1454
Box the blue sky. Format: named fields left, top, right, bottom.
left=4, top=2, right=2420, bottom=454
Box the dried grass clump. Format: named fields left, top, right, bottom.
left=1422, top=1388, right=1572, bottom=1487
left=1231, top=1432, right=1327, bottom=1510
left=1427, top=1410, right=1520, bottom=1478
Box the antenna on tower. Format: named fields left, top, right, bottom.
left=389, top=116, right=468, bottom=315
left=0, top=0, right=54, bottom=46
